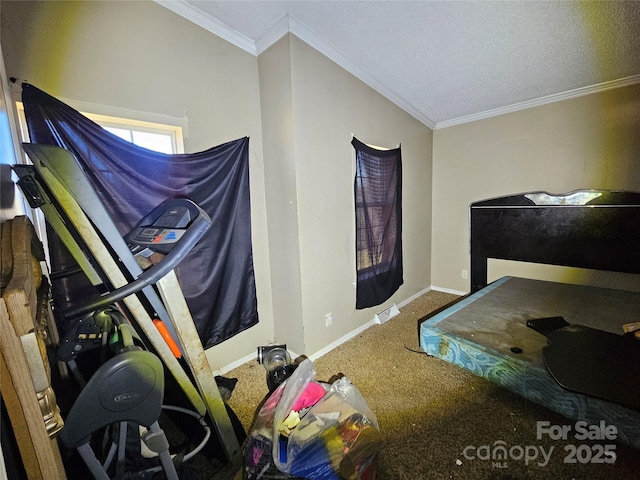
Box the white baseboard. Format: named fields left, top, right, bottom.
left=430, top=285, right=468, bottom=296
left=213, top=351, right=256, bottom=376
left=398, top=286, right=432, bottom=307
left=308, top=318, right=378, bottom=361
left=214, top=285, right=462, bottom=374
left=310, top=285, right=438, bottom=360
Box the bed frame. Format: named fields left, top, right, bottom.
left=420, top=189, right=640, bottom=448
left=470, top=189, right=640, bottom=292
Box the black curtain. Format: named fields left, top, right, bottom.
left=21, top=83, right=258, bottom=348
left=352, top=137, right=403, bottom=309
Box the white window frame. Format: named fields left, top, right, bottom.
left=15, top=102, right=185, bottom=154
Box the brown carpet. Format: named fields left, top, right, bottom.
left=223, top=290, right=640, bottom=480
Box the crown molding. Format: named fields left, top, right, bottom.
left=155, top=1, right=436, bottom=129
left=255, top=14, right=290, bottom=55
left=288, top=16, right=437, bottom=129
left=435, top=75, right=640, bottom=130
left=156, top=1, right=639, bottom=132
left=154, top=0, right=257, bottom=55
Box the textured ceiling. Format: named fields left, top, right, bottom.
left=158, top=0, right=640, bottom=129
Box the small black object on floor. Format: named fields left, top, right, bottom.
left=527, top=316, right=640, bottom=411
left=543, top=324, right=640, bottom=411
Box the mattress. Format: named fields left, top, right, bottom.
left=419, top=276, right=640, bottom=449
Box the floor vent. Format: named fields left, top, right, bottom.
left=374, top=303, right=400, bottom=324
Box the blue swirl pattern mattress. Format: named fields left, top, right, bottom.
left=420, top=276, right=640, bottom=449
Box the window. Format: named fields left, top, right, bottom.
left=352, top=137, right=403, bottom=309
left=16, top=102, right=185, bottom=154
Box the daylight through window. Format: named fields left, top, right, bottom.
left=16, top=102, right=184, bottom=154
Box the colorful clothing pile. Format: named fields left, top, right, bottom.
left=245, top=360, right=381, bottom=480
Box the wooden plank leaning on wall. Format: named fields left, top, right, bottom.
left=0, top=216, right=66, bottom=479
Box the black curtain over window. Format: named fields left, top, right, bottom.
left=352, top=137, right=403, bottom=309
left=21, top=83, right=258, bottom=348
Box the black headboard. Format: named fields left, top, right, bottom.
left=470, top=190, right=640, bottom=292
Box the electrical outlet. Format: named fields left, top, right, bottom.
left=325, top=312, right=333, bottom=327
left=461, top=269, right=468, bottom=279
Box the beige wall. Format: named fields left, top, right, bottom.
left=432, top=84, right=640, bottom=293
left=258, top=35, right=434, bottom=356
left=0, top=0, right=275, bottom=370
left=4, top=0, right=638, bottom=369
left=288, top=37, right=433, bottom=354
left=1, top=0, right=434, bottom=368
left=258, top=36, right=306, bottom=354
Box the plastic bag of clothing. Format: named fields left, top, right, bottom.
left=244, top=359, right=381, bottom=480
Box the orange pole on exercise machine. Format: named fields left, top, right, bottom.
left=153, top=319, right=182, bottom=359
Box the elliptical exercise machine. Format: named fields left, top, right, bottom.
left=58, top=198, right=215, bottom=479
left=15, top=144, right=243, bottom=478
